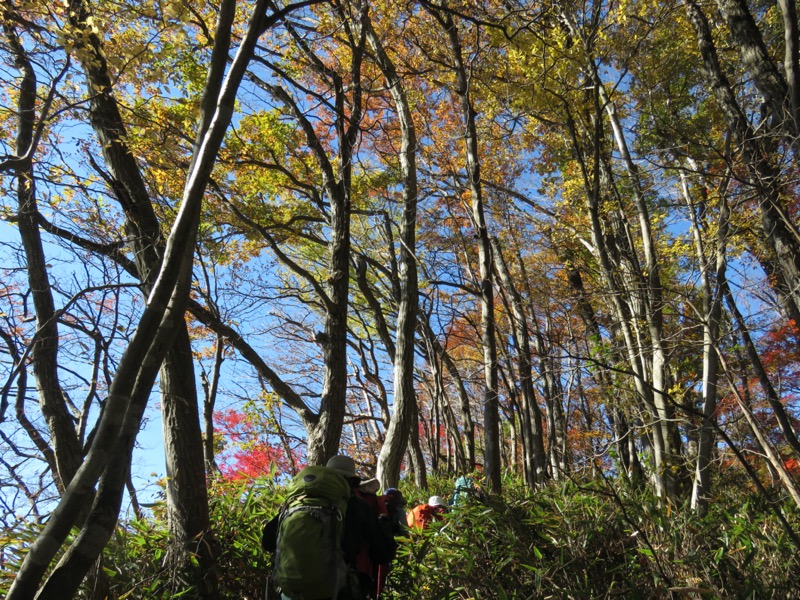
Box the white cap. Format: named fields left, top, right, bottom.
left=428, top=495, right=446, bottom=507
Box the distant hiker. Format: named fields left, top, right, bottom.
left=451, top=473, right=487, bottom=507
left=406, top=495, right=449, bottom=530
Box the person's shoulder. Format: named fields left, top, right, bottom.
left=349, top=492, right=375, bottom=517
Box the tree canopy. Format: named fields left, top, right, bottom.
left=2, top=0, right=800, bottom=597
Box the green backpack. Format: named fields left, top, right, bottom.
left=273, top=465, right=351, bottom=600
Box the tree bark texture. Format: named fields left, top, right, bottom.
left=716, top=0, right=795, bottom=134
left=6, top=2, right=268, bottom=597
left=436, top=6, right=501, bottom=493
left=686, top=0, right=800, bottom=332
left=6, top=21, right=83, bottom=492
left=67, top=0, right=220, bottom=590
left=364, top=11, right=421, bottom=490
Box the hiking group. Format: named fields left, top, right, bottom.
left=405, top=474, right=487, bottom=531
left=262, top=456, right=487, bottom=599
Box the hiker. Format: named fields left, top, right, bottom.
left=328, top=455, right=397, bottom=599
left=406, top=495, right=449, bottom=530
left=261, top=459, right=350, bottom=600
left=262, top=455, right=396, bottom=600
left=451, top=472, right=487, bottom=507
left=381, top=488, right=408, bottom=536
left=353, top=478, right=398, bottom=598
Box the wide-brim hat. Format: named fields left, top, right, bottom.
left=326, top=455, right=359, bottom=480
left=359, top=478, right=380, bottom=494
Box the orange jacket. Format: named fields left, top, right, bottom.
left=406, top=503, right=447, bottom=530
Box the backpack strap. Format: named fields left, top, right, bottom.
left=376, top=495, right=389, bottom=518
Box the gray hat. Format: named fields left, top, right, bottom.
left=326, top=455, right=358, bottom=479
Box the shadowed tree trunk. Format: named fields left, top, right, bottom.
left=687, top=0, right=800, bottom=332
left=4, top=14, right=83, bottom=495
left=61, top=0, right=230, bottom=591
left=5, top=2, right=271, bottom=597
left=233, top=1, right=367, bottom=466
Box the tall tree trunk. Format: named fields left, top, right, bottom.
left=161, top=325, right=215, bottom=594
left=6, top=21, right=82, bottom=492
left=562, top=258, right=642, bottom=483
left=777, top=0, right=800, bottom=131
left=497, top=358, right=520, bottom=473
left=531, top=321, right=567, bottom=479
left=491, top=238, right=547, bottom=487
left=272, top=2, right=367, bottom=466
left=554, top=3, right=676, bottom=496
left=559, top=72, right=671, bottom=497
left=409, top=398, right=428, bottom=488
left=7, top=4, right=267, bottom=597
left=36, top=269, right=197, bottom=600
left=716, top=0, right=796, bottom=135
left=686, top=0, right=800, bottom=331
left=365, top=10, right=421, bottom=489
left=596, top=78, right=682, bottom=497
left=435, top=6, right=501, bottom=493
left=420, top=315, right=474, bottom=469
left=723, top=280, right=800, bottom=457
left=307, top=211, right=351, bottom=465
left=64, top=0, right=241, bottom=592
left=680, top=166, right=728, bottom=514
left=420, top=322, right=467, bottom=470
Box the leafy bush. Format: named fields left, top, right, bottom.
left=5, top=471, right=799, bottom=599
left=383, top=474, right=800, bottom=599
left=0, top=519, right=45, bottom=597
left=208, top=477, right=283, bottom=599
left=101, top=476, right=285, bottom=599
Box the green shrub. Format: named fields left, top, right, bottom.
left=0, top=519, right=45, bottom=597
left=383, top=474, right=800, bottom=599
left=5, top=471, right=799, bottom=599
left=102, top=476, right=285, bottom=599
